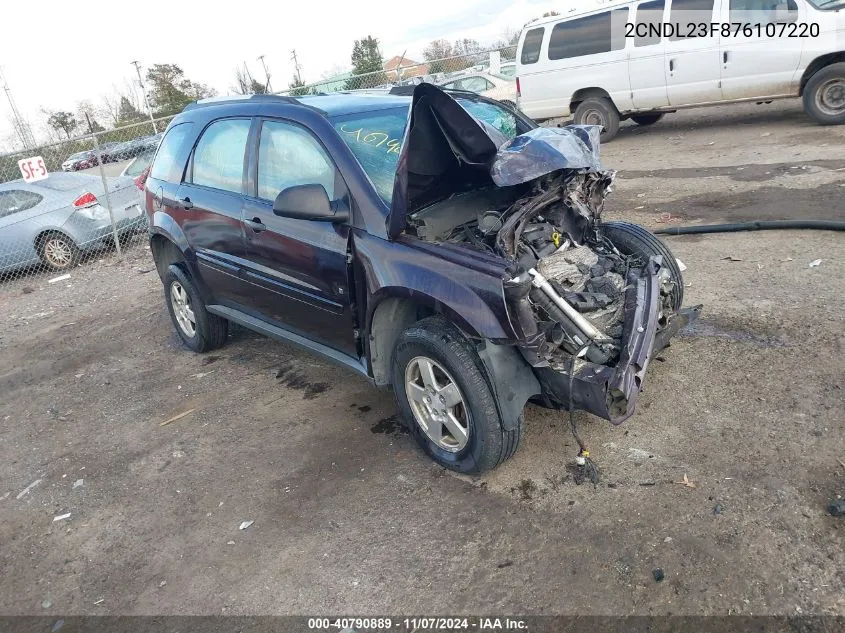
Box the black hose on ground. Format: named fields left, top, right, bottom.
left=653, top=220, right=845, bottom=235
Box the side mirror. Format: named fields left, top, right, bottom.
left=272, top=184, right=349, bottom=223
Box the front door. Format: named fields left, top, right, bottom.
left=241, top=118, right=357, bottom=356
left=665, top=0, right=723, bottom=106
left=177, top=117, right=252, bottom=307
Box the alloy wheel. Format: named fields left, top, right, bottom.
left=404, top=356, right=469, bottom=452
left=170, top=281, right=197, bottom=338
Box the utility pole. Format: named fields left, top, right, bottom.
left=257, top=55, right=272, bottom=93
left=290, top=50, right=302, bottom=84
left=0, top=66, right=35, bottom=149
left=130, top=60, right=158, bottom=133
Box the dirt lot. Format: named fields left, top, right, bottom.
left=1, top=99, right=844, bottom=617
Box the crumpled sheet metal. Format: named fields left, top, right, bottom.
left=490, top=125, right=604, bottom=187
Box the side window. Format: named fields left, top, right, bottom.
left=729, top=0, right=797, bottom=24
left=462, top=77, right=491, bottom=93
left=191, top=119, right=251, bottom=194
left=521, top=28, right=545, bottom=64
left=257, top=120, right=336, bottom=202
left=548, top=9, right=628, bottom=61
left=0, top=190, right=42, bottom=218
left=441, top=81, right=459, bottom=90
left=669, top=0, right=715, bottom=40
left=150, top=122, right=194, bottom=182
left=635, top=0, right=666, bottom=47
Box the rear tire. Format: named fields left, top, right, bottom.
left=573, top=97, right=621, bottom=142
left=392, top=316, right=522, bottom=474
left=601, top=221, right=684, bottom=312
left=163, top=264, right=228, bottom=353
left=37, top=231, right=81, bottom=271
left=803, top=62, right=845, bottom=125
left=631, top=113, right=664, bottom=126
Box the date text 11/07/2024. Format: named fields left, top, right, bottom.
left=306, top=617, right=530, bottom=630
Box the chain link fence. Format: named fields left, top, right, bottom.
left=277, top=46, right=517, bottom=103
left=0, top=46, right=516, bottom=289
left=0, top=115, right=174, bottom=286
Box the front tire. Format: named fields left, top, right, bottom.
left=573, top=97, right=621, bottom=142
left=631, top=113, right=664, bottom=126
left=601, top=222, right=684, bottom=312
left=803, top=62, right=845, bottom=125
left=392, top=316, right=521, bottom=474
left=163, top=264, right=228, bottom=353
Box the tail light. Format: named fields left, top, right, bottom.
left=134, top=166, right=151, bottom=191
left=73, top=192, right=98, bottom=208
left=516, top=77, right=521, bottom=98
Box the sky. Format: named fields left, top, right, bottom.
left=0, top=0, right=561, bottom=151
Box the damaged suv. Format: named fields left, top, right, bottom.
left=145, top=85, right=698, bottom=474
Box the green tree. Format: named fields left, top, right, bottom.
left=47, top=111, right=78, bottom=139
left=288, top=74, right=310, bottom=96
left=232, top=66, right=268, bottom=95
left=146, top=64, right=215, bottom=116
left=345, top=36, right=387, bottom=89
left=117, top=96, right=144, bottom=124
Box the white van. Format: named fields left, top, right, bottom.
left=515, top=0, right=845, bottom=140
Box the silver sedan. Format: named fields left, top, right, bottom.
left=0, top=172, right=145, bottom=275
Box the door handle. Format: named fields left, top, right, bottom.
left=178, top=196, right=193, bottom=210
left=723, top=51, right=730, bottom=64
left=245, top=217, right=267, bottom=232
left=669, top=58, right=675, bottom=72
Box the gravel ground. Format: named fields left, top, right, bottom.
left=0, top=100, right=844, bottom=617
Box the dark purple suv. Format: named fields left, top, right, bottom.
left=144, top=85, right=698, bottom=474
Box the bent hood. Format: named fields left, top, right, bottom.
left=387, top=83, right=604, bottom=240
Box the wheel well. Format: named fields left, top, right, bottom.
left=570, top=87, right=614, bottom=112
left=149, top=234, right=186, bottom=280
left=368, top=297, right=436, bottom=387
left=800, top=53, right=845, bottom=95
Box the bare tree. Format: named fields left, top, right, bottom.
left=101, top=87, right=123, bottom=127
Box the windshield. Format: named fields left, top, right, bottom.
left=332, top=99, right=522, bottom=203
left=332, top=108, right=408, bottom=203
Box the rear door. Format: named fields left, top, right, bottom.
left=629, top=0, right=671, bottom=109
left=665, top=0, right=722, bottom=105
left=240, top=117, right=356, bottom=355
left=176, top=117, right=252, bottom=306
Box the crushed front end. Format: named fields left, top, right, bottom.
left=392, top=85, right=699, bottom=424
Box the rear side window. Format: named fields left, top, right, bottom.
left=0, top=190, right=43, bottom=218
left=669, top=0, right=715, bottom=39
left=729, top=0, right=797, bottom=23
left=521, top=28, right=545, bottom=64
left=257, top=120, right=336, bottom=202
left=548, top=9, right=628, bottom=60
left=635, top=0, right=666, bottom=47
left=191, top=118, right=251, bottom=194
left=150, top=122, right=194, bottom=182
left=460, top=76, right=494, bottom=92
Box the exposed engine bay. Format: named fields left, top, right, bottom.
left=407, top=169, right=677, bottom=372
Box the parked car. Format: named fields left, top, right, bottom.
left=61, top=151, right=99, bottom=171
left=112, top=137, right=154, bottom=161
left=145, top=87, right=697, bottom=474
left=121, top=149, right=156, bottom=207
left=515, top=0, right=845, bottom=140
left=97, top=142, right=123, bottom=163
left=438, top=71, right=517, bottom=107
left=0, top=172, right=145, bottom=274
